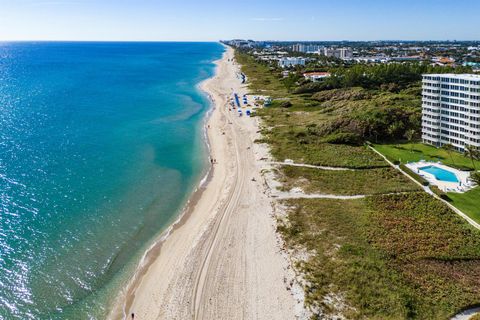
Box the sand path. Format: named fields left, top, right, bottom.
left=109, top=47, right=300, bottom=320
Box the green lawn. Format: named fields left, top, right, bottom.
left=374, top=143, right=480, bottom=170
left=447, top=187, right=480, bottom=223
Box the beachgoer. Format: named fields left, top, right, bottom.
left=131, top=313, right=135, bottom=319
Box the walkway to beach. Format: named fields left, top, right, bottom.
left=269, top=161, right=356, bottom=171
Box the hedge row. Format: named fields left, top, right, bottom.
left=430, top=185, right=452, bottom=201
left=399, top=164, right=429, bottom=186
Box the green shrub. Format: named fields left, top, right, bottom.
left=311, top=87, right=371, bottom=102
left=322, top=132, right=363, bottom=145
left=279, top=100, right=292, bottom=108
left=400, top=164, right=429, bottom=186
left=293, top=82, right=326, bottom=94
left=385, top=155, right=401, bottom=165
left=430, top=185, right=451, bottom=201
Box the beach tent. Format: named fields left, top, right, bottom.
left=234, top=93, right=241, bottom=107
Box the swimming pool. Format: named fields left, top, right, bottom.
left=419, top=165, right=459, bottom=183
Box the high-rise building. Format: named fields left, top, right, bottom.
left=292, top=44, right=323, bottom=53
left=338, top=47, right=353, bottom=59
left=322, top=47, right=353, bottom=59
left=292, top=44, right=306, bottom=52
left=422, top=74, right=480, bottom=152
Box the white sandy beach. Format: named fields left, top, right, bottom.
left=108, top=47, right=303, bottom=320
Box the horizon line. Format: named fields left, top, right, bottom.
left=1, top=39, right=480, bottom=43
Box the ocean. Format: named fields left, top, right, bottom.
left=0, top=42, right=224, bottom=319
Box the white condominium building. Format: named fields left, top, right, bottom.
left=422, top=74, right=480, bottom=152
left=278, top=57, right=306, bottom=68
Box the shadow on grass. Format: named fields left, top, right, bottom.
left=426, top=154, right=446, bottom=160
left=393, top=146, right=424, bottom=154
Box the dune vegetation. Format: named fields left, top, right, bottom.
left=236, top=49, right=480, bottom=318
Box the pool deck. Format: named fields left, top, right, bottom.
left=406, top=161, right=473, bottom=193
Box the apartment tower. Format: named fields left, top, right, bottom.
left=422, top=74, right=480, bottom=152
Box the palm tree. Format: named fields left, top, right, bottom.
left=441, top=143, right=456, bottom=166
left=404, top=129, right=416, bottom=152
left=464, top=145, right=479, bottom=171
left=471, top=171, right=480, bottom=184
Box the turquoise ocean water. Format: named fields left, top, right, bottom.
left=0, top=42, right=224, bottom=319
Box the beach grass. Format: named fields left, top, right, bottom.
left=269, top=140, right=388, bottom=169
left=257, top=113, right=387, bottom=168
left=276, top=165, right=420, bottom=195
left=235, top=51, right=288, bottom=97
left=279, top=194, right=480, bottom=319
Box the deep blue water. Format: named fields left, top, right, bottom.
left=0, top=42, right=223, bottom=319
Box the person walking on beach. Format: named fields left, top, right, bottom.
left=131, top=313, right=135, bottom=319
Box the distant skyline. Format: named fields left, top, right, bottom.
left=1, top=0, right=480, bottom=41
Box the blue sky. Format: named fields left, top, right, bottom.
left=0, top=0, right=479, bottom=41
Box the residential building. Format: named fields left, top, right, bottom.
left=278, top=57, right=306, bottom=68
left=303, top=72, right=331, bottom=82
left=422, top=74, right=480, bottom=152
left=338, top=47, right=353, bottom=59
left=292, top=44, right=305, bottom=52
left=353, top=56, right=390, bottom=63
left=432, top=56, right=456, bottom=66
left=322, top=47, right=353, bottom=59
left=292, top=44, right=323, bottom=53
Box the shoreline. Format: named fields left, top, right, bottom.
left=109, top=45, right=300, bottom=320
left=107, top=50, right=224, bottom=320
